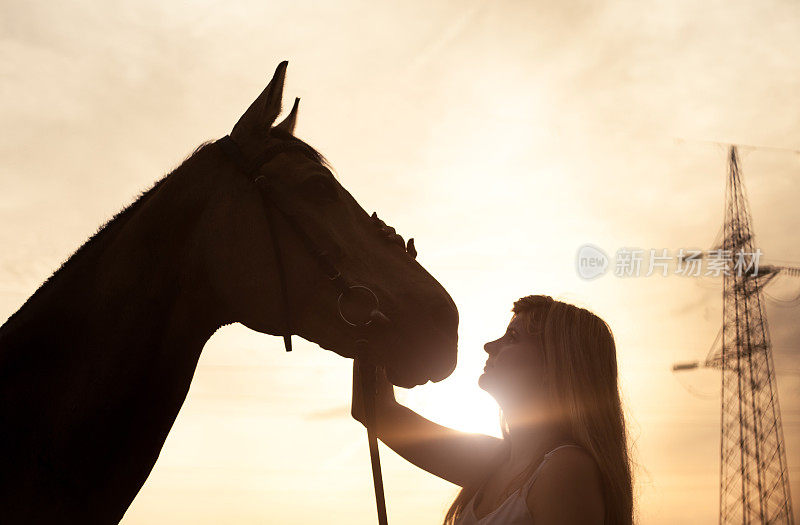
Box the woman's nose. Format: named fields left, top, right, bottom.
left=484, top=339, right=498, bottom=355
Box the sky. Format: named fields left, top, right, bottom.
left=1, top=0, right=800, bottom=523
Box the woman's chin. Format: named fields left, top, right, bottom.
left=478, top=373, right=512, bottom=404
left=477, top=372, right=494, bottom=393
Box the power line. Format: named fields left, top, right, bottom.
left=674, top=137, right=800, bottom=156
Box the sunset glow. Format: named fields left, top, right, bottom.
left=2, top=1, right=799, bottom=524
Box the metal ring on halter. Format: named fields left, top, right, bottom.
left=337, top=285, right=380, bottom=327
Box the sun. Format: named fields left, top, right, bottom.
left=385, top=293, right=520, bottom=437
left=396, top=352, right=503, bottom=438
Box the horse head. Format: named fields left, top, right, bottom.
left=203, top=62, right=458, bottom=387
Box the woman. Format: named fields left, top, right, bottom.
left=351, top=295, right=633, bottom=524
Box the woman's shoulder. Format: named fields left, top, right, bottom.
left=524, top=445, right=604, bottom=523
left=543, top=443, right=596, bottom=465
left=533, top=444, right=602, bottom=489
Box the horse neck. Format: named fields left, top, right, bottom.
left=0, top=147, right=224, bottom=379
left=0, top=144, right=240, bottom=522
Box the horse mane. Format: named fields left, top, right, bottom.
left=269, top=128, right=333, bottom=172
left=0, top=140, right=216, bottom=336
left=1, top=131, right=329, bottom=338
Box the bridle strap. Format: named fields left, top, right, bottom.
left=218, top=135, right=297, bottom=351
left=216, top=134, right=390, bottom=525
left=217, top=135, right=349, bottom=351
left=360, top=361, right=389, bottom=525
left=261, top=195, right=293, bottom=352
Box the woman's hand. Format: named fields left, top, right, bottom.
left=351, top=359, right=397, bottom=426
left=349, top=357, right=504, bottom=487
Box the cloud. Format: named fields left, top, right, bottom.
left=303, top=404, right=350, bottom=421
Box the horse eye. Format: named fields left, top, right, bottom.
left=301, top=175, right=338, bottom=203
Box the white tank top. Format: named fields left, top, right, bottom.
left=454, top=443, right=584, bottom=525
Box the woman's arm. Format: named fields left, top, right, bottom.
left=351, top=360, right=502, bottom=487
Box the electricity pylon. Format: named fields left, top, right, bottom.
left=673, top=146, right=795, bottom=524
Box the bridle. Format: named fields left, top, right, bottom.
left=216, top=134, right=396, bottom=351
left=217, top=133, right=398, bottom=525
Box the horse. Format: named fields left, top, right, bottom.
left=0, top=61, right=459, bottom=524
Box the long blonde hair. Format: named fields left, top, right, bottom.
left=443, top=295, right=633, bottom=524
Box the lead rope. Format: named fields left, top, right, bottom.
left=359, top=359, right=389, bottom=525
left=260, top=186, right=293, bottom=352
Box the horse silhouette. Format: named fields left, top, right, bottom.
left=0, top=61, right=458, bottom=524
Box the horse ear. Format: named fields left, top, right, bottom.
left=273, top=97, right=300, bottom=134
left=230, top=61, right=288, bottom=141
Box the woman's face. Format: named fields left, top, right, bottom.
left=479, top=314, right=547, bottom=405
